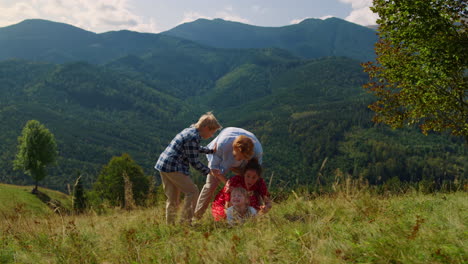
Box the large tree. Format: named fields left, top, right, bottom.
left=363, top=0, right=467, bottom=139
left=13, top=120, right=58, bottom=193
left=93, top=153, right=149, bottom=207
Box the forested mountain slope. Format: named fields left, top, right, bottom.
left=0, top=20, right=464, bottom=192
left=0, top=18, right=376, bottom=64
left=163, top=17, right=377, bottom=62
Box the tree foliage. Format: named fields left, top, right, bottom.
left=363, top=0, right=468, bottom=139
left=13, top=120, right=58, bottom=192
left=93, top=153, right=149, bottom=207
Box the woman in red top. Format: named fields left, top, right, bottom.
left=211, top=158, right=272, bottom=221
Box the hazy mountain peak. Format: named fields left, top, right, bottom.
left=0, top=19, right=95, bottom=35
left=163, top=16, right=377, bottom=61
left=297, top=17, right=323, bottom=24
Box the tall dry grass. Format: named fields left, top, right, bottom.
left=1, top=183, right=466, bottom=264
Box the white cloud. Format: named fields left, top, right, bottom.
left=0, top=2, right=40, bottom=25
left=345, top=6, right=378, bottom=26
left=251, top=5, right=266, bottom=14
left=339, top=0, right=378, bottom=26
left=290, top=18, right=304, bottom=24
left=215, top=10, right=250, bottom=24
left=180, top=11, right=212, bottom=24
left=0, top=0, right=160, bottom=33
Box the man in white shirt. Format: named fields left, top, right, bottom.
left=194, top=127, right=263, bottom=219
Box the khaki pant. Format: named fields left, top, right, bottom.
left=160, top=171, right=199, bottom=224
left=194, top=173, right=220, bottom=219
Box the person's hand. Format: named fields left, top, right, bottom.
left=212, top=143, right=217, bottom=153
left=259, top=203, right=272, bottom=214
left=210, top=169, right=227, bottom=184
left=211, top=169, right=221, bottom=178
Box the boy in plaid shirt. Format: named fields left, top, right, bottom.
left=155, top=112, right=221, bottom=224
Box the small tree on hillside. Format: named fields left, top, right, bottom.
left=72, top=171, right=87, bottom=213
left=362, top=0, right=467, bottom=139
left=93, top=153, right=149, bottom=207
left=13, top=120, right=58, bottom=193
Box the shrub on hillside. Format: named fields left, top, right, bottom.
left=92, top=153, right=149, bottom=208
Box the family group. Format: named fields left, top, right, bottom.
left=154, top=112, right=272, bottom=225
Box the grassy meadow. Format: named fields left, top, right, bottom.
left=0, top=184, right=72, bottom=218
left=0, top=183, right=466, bottom=264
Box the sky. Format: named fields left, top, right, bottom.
left=0, top=0, right=379, bottom=33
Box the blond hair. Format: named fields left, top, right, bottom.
left=230, top=187, right=249, bottom=204
left=192, top=112, right=222, bottom=130
left=233, top=135, right=254, bottom=158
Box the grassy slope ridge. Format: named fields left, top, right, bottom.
left=0, top=190, right=466, bottom=263
left=0, top=183, right=71, bottom=217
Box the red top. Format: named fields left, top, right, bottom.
left=211, top=175, right=269, bottom=221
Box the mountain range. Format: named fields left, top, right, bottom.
left=0, top=18, right=464, bottom=192
left=163, top=17, right=377, bottom=62
left=0, top=17, right=377, bottom=64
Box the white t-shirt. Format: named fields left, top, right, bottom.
left=206, top=127, right=263, bottom=174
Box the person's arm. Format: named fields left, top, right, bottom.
left=259, top=196, right=272, bottom=213
left=257, top=178, right=271, bottom=213
left=209, top=143, right=223, bottom=171
left=209, top=140, right=231, bottom=182
left=250, top=206, right=258, bottom=217
left=199, top=142, right=217, bottom=154
left=210, top=168, right=227, bottom=184
left=184, top=138, right=210, bottom=175
left=224, top=182, right=232, bottom=208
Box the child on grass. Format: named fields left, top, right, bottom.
left=226, top=187, right=257, bottom=225
left=211, top=158, right=271, bottom=221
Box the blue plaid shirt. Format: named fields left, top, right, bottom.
left=155, top=127, right=213, bottom=176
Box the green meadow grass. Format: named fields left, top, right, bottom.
left=0, top=185, right=466, bottom=264
left=0, top=184, right=72, bottom=218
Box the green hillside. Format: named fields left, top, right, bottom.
left=163, top=17, right=377, bottom=62
left=0, top=183, right=71, bottom=217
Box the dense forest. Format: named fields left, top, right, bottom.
left=0, top=18, right=465, bottom=193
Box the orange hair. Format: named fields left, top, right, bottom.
left=233, top=135, right=254, bottom=158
